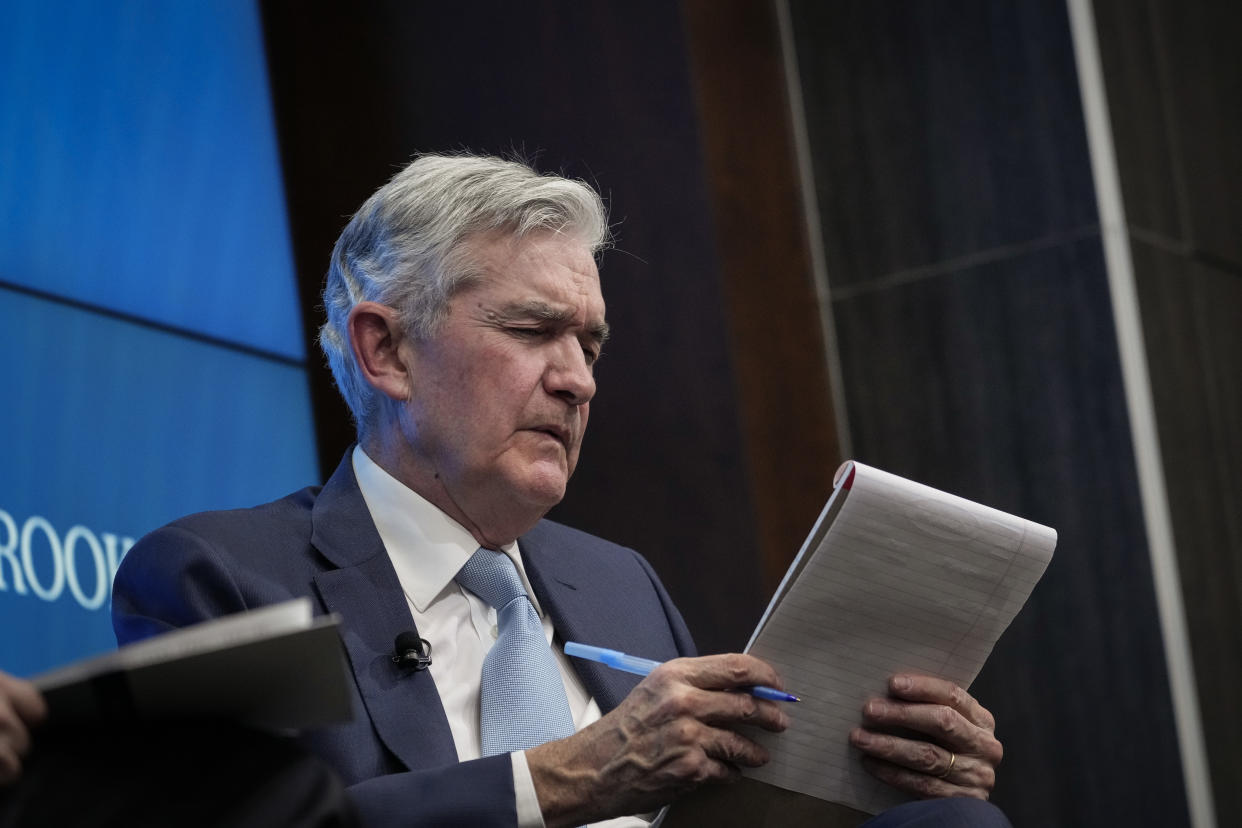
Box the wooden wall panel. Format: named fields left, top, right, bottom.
left=681, top=0, right=841, bottom=594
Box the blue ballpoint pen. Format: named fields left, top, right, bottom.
left=564, top=642, right=800, bottom=702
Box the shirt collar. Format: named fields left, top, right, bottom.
left=351, top=445, right=536, bottom=614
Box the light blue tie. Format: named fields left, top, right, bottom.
left=455, top=547, right=575, bottom=755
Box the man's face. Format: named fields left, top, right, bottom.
left=394, top=230, right=607, bottom=542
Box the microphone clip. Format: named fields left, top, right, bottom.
left=392, top=632, right=433, bottom=672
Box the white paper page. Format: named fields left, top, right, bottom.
left=743, top=462, right=1056, bottom=814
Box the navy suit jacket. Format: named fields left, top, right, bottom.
left=112, top=452, right=697, bottom=827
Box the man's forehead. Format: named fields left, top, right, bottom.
left=465, top=231, right=603, bottom=290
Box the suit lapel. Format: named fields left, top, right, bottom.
left=310, top=453, right=458, bottom=771
left=521, top=530, right=645, bottom=712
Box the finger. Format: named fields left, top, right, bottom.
left=861, top=697, right=1002, bottom=763
left=850, top=728, right=995, bottom=791
left=888, top=675, right=994, bottom=731
left=637, top=675, right=789, bottom=735
left=0, top=674, right=47, bottom=728
left=669, top=654, right=786, bottom=695
left=691, top=687, right=789, bottom=733
left=851, top=727, right=955, bottom=776
left=0, top=743, right=20, bottom=786
left=0, top=707, right=32, bottom=762
left=699, top=723, right=772, bottom=769
left=0, top=713, right=32, bottom=759
left=638, top=718, right=770, bottom=785
left=860, top=755, right=990, bottom=801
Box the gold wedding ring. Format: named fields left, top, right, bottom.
left=937, top=751, right=957, bottom=779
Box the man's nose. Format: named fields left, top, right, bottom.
left=545, top=340, right=596, bottom=405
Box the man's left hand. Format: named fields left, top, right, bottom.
left=849, top=674, right=1002, bottom=800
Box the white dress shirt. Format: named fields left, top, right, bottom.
left=352, top=447, right=649, bottom=828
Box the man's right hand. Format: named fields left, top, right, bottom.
left=0, top=672, right=46, bottom=786
left=526, top=653, right=790, bottom=827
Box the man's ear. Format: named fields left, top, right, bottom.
left=348, top=302, right=412, bottom=402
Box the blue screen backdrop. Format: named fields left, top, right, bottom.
left=0, top=0, right=319, bottom=675
left=0, top=0, right=305, bottom=359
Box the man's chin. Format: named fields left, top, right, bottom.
left=513, top=464, right=570, bottom=509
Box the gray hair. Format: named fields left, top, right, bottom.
left=319, top=152, right=610, bottom=437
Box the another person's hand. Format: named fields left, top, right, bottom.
left=850, top=674, right=1002, bottom=800
left=527, top=653, right=790, bottom=827
left=0, top=671, right=47, bottom=786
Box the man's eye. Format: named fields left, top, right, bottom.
left=508, top=327, right=544, bottom=339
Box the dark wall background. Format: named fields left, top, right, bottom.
left=261, top=1, right=1238, bottom=824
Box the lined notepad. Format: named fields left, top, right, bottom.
left=742, top=461, right=1056, bottom=814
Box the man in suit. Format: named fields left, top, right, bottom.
left=113, top=153, right=1008, bottom=827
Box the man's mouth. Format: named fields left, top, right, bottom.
left=530, top=426, right=571, bottom=447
